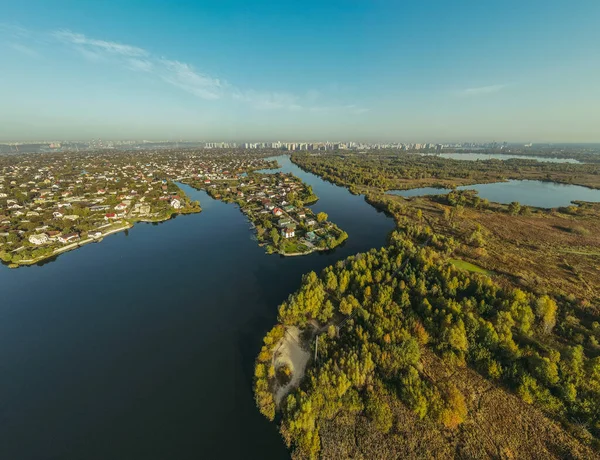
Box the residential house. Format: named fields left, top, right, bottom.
left=90, top=204, right=110, bottom=212
left=278, top=217, right=292, bottom=228
left=29, top=233, right=49, bottom=245
left=305, top=231, right=317, bottom=242
left=58, top=233, right=80, bottom=244
left=282, top=227, right=295, bottom=239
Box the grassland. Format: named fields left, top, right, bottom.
left=449, top=258, right=491, bottom=274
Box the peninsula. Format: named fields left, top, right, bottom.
left=184, top=166, right=347, bottom=256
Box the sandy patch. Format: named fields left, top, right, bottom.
left=273, top=326, right=310, bottom=405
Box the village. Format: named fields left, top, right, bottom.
left=185, top=169, right=348, bottom=256
left=0, top=149, right=348, bottom=266
left=0, top=149, right=222, bottom=267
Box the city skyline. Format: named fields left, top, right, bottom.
left=1, top=1, right=600, bottom=142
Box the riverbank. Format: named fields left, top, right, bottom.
left=0, top=175, right=202, bottom=268
left=9, top=222, right=133, bottom=267
left=132, top=206, right=201, bottom=223
left=5, top=205, right=202, bottom=268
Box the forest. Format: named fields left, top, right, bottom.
left=255, top=222, right=600, bottom=458
left=291, top=151, right=600, bottom=193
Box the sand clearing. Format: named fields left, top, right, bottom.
left=274, top=326, right=310, bottom=405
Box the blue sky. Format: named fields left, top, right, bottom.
left=1, top=1, right=599, bottom=142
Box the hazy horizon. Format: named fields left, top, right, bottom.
left=2, top=138, right=600, bottom=146
left=2, top=1, right=600, bottom=142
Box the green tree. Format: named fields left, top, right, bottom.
left=508, top=201, right=521, bottom=215
left=270, top=228, right=280, bottom=247
left=535, top=295, right=558, bottom=334
left=325, top=271, right=338, bottom=292
left=400, top=367, right=428, bottom=418
left=317, top=212, right=328, bottom=223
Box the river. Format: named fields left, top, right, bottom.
left=0, top=155, right=395, bottom=459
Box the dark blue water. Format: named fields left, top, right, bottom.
left=0, top=155, right=395, bottom=460
left=388, top=180, right=600, bottom=208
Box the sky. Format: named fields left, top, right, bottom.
left=1, top=1, right=599, bottom=143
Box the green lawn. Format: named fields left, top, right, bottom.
left=449, top=258, right=491, bottom=275
left=281, top=240, right=309, bottom=254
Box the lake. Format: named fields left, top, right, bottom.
left=431, top=152, right=581, bottom=164
left=388, top=180, right=600, bottom=208
left=0, top=155, right=395, bottom=460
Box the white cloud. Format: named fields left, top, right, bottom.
left=127, top=58, right=154, bottom=73
left=3, top=25, right=369, bottom=114
left=54, top=29, right=148, bottom=57
left=158, top=59, right=223, bottom=100
left=461, top=84, right=507, bottom=96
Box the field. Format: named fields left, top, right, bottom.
left=449, top=258, right=490, bottom=274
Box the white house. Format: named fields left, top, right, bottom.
left=29, top=233, right=49, bottom=245
left=281, top=227, right=295, bottom=239
left=58, top=233, right=80, bottom=244
left=170, top=198, right=181, bottom=209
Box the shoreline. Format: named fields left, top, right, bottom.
left=279, top=246, right=326, bottom=257
left=9, top=222, right=133, bottom=267
left=6, top=207, right=202, bottom=268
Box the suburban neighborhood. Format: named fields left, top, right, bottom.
left=185, top=167, right=348, bottom=256
left=0, top=149, right=205, bottom=267
left=0, top=148, right=347, bottom=266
